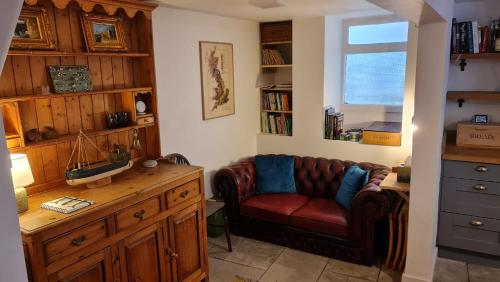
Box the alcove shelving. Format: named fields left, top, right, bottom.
left=0, top=0, right=161, bottom=194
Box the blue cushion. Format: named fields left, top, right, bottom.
left=255, top=155, right=296, bottom=194
left=335, top=165, right=368, bottom=210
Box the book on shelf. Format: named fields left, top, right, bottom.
left=262, top=48, right=286, bottom=65
left=324, top=107, right=344, bottom=140
left=451, top=18, right=500, bottom=54
left=262, top=92, right=291, bottom=111
left=261, top=112, right=292, bottom=135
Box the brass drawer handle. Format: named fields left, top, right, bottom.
left=71, top=235, right=87, bottom=247
left=473, top=184, right=487, bottom=191
left=134, top=209, right=146, bottom=220
left=475, top=166, right=488, bottom=172
left=470, top=220, right=483, bottom=227
left=180, top=190, right=189, bottom=198
left=166, top=248, right=179, bottom=259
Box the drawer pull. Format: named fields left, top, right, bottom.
left=180, top=191, right=189, bottom=198
left=469, top=220, right=484, bottom=227
left=71, top=235, right=87, bottom=247
left=166, top=247, right=179, bottom=259
left=134, top=209, right=146, bottom=220
left=475, top=166, right=488, bottom=172
left=473, top=184, right=487, bottom=191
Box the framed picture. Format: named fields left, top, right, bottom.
left=473, top=114, right=489, bottom=124
left=10, top=6, right=56, bottom=50
left=199, top=41, right=235, bottom=120
left=81, top=13, right=127, bottom=52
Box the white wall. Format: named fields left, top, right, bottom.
left=446, top=0, right=500, bottom=129
left=257, top=16, right=417, bottom=167
left=0, top=1, right=28, bottom=281
left=153, top=7, right=260, bottom=198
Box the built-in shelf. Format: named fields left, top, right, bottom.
left=261, top=41, right=292, bottom=46
left=10, top=123, right=155, bottom=151
left=261, top=64, right=292, bottom=68
left=259, top=132, right=292, bottom=137
left=8, top=50, right=150, bottom=57
left=0, top=87, right=153, bottom=103
left=261, top=110, right=292, bottom=113
left=260, top=88, right=293, bottom=91
left=451, top=53, right=500, bottom=71
left=443, top=131, right=500, bottom=165
left=447, top=91, right=500, bottom=107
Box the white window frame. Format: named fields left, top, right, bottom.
left=341, top=16, right=408, bottom=113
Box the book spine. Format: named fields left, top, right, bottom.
left=481, top=26, right=490, bottom=53
left=467, top=21, right=473, bottom=53
left=472, top=21, right=479, bottom=53
left=451, top=18, right=458, bottom=53
left=459, top=22, right=467, bottom=53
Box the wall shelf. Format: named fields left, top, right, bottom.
left=443, top=131, right=500, bottom=165
left=447, top=91, right=500, bottom=107
left=451, top=53, right=500, bottom=71
left=260, top=88, right=293, bottom=91
left=262, top=110, right=292, bottom=114
left=261, top=64, right=292, bottom=68
left=8, top=50, right=151, bottom=57
left=261, top=41, right=292, bottom=46
left=0, top=87, right=152, bottom=103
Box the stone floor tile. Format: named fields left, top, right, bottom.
left=322, top=259, right=380, bottom=282
left=433, top=258, right=467, bottom=282
left=208, top=233, right=245, bottom=250
left=208, top=257, right=265, bottom=282
left=468, top=263, right=500, bottom=282
left=377, top=267, right=402, bottom=282
left=259, top=248, right=328, bottom=282
left=317, top=271, right=349, bottom=282
left=210, top=237, right=284, bottom=270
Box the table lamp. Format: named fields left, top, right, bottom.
left=10, top=154, right=34, bottom=213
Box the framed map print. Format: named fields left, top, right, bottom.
left=199, top=41, right=235, bottom=120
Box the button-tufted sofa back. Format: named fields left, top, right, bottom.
left=293, top=157, right=347, bottom=199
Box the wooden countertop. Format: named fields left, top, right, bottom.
left=379, top=172, right=410, bottom=193
left=18, top=162, right=203, bottom=235
left=442, top=131, right=500, bottom=165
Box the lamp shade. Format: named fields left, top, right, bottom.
left=10, top=154, right=34, bottom=188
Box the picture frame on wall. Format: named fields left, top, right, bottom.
left=10, top=5, right=56, bottom=50
left=81, top=13, right=128, bottom=52
left=199, top=41, right=235, bottom=120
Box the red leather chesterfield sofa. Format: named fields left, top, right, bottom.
left=214, top=155, right=390, bottom=265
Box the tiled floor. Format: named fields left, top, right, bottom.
left=207, top=234, right=402, bottom=282
left=208, top=234, right=500, bottom=282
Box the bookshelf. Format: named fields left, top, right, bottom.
left=259, top=21, right=293, bottom=136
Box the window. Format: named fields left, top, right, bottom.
left=342, top=18, right=409, bottom=108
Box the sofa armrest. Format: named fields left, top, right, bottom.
left=213, top=162, right=256, bottom=221
left=349, top=166, right=390, bottom=243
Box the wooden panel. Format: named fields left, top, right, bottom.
left=56, top=141, right=72, bottom=177
left=35, top=99, right=54, bottom=132
left=103, top=93, right=116, bottom=114
left=112, top=58, right=125, bottom=89
left=84, top=136, right=99, bottom=164
left=19, top=101, right=39, bottom=134
left=48, top=247, right=113, bottom=282
left=118, top=223, right=166, bottom=282
left=41, top=144, right=60, bottom=182
left=95, top=135, right=108, bottom=161
left=92, top=94, right=106, bottom=130
left=0, top=57, right=16, bottom=96
left=123, top=58, right=135, bottom=88
left=88, top=57, right=103, bottom=91
left=166, top=180, right=200, bottom=208
left=51, top=97, right=69, bottom=135
left=115, top=197, right=161, bottom=231
left=29, top=56, right=48, bottom=94
left=65, top=96, right=82, bottom=134
left=27, top=147, right=45, bottom=186
left=79, top=95, right=95, bottom=131
left=12, top=57, right=34, bottom=96
left=44, top=219, right=108, bottom=264
left=100, top=57, right=114, bottom=90
left=118, top=130, right=130, bottom=148
left=107, top=132, right=119, bottom=150
left=68, top=3, right=85, bottom=52
left=54, top=6, right=74, bottom=65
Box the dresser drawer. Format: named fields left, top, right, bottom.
left=438, top=212, right=500, bottom=256
left=115, top=197, right=161, bottom=231
left=441, top=178, right=500, bottom=219
left=44, top=219, right=108, bottom=264
left=443, top=160, right=500, bottom=182
left=136, top=114, right=154, bottom=126
left=166, top=180, right=200, bottom=208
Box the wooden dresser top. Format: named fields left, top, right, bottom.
left=18, top=162, right=203, bottom=235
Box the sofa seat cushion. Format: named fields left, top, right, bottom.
left=290, top=198, right=349, bottom=238
left=240, top=194, right=310, bottom=224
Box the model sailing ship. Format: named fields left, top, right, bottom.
left=65, top=130, right=133, bottom=187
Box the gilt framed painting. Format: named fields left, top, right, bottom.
left=11, top=6, right=56, bottom=50
left=199, top=41, right=235, bottom=120
left=81, top=13, right=128, bottom=52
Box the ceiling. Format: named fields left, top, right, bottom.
left=154, top=0, right=385, bottom=21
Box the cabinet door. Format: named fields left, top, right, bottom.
left=168, top=202, right=205, bottom=282
left=48, top=248, right=113, bottom=282
left=118, top=223, right=167, bottom=282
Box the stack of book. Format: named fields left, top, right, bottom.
left=262, top=92, right=291, bottom=111
left=451, top=18, right=500, bottom=54
left=262, top=49, right=286, bottom=65
left=261, top=113, right=292, bottom=135
left=324, top=107, right=344, bottom=140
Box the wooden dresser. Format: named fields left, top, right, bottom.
left=20, top=163, right=209, bottom=282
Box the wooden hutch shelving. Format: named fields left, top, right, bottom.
left=259, top=21, right=293, bottom=136
left=0, top=0, right=161, bottom=195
